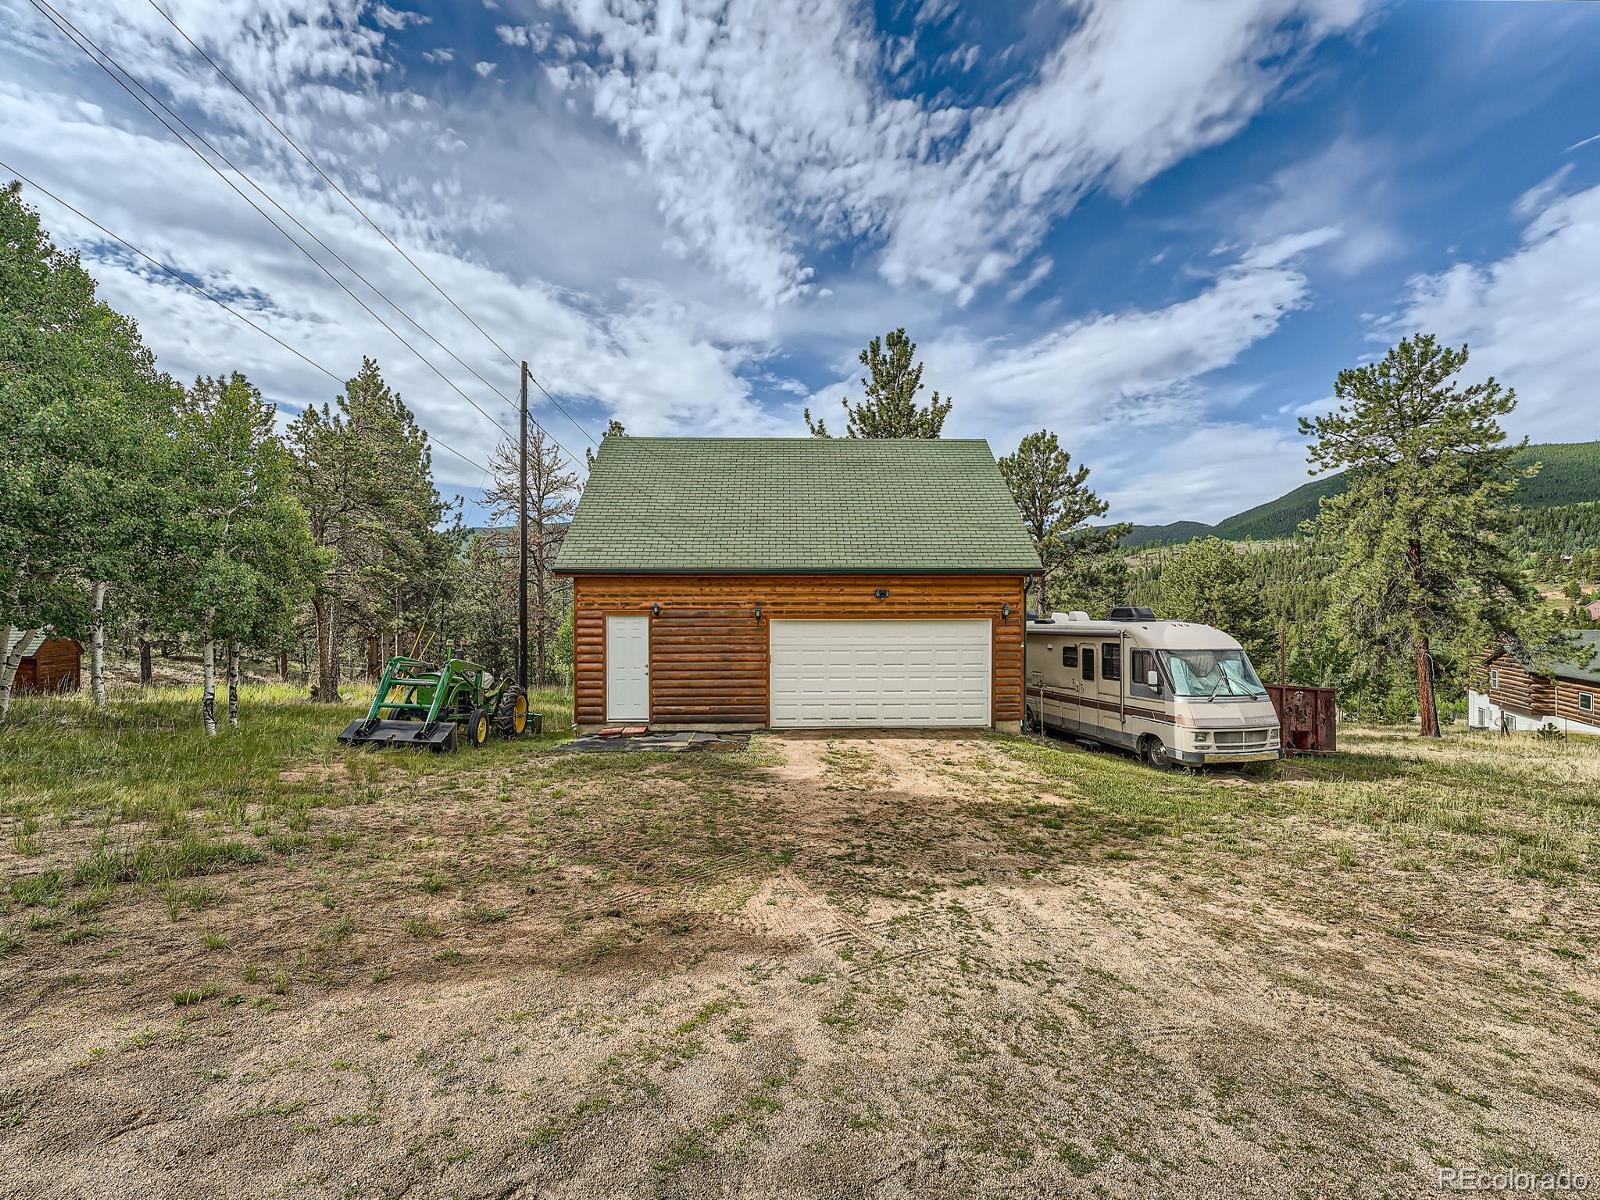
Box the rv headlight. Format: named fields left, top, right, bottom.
left=1194, top=732, right=1209, bottom=743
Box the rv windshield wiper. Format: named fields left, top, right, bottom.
left=1207, top=674, right=1238, bottom=702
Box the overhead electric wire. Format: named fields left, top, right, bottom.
left=24, top=0, right=549, bottom=458
left=0, top=159, right=494, bottom=481
left=141, top=0, right=601, bottom=450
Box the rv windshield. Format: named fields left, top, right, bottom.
left=1160, top=650, right=1266, bottom=699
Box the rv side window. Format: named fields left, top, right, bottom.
left=1082, top=647, right=1095, bottom=682
left=1101, top=642, right=1121, bottom=682
left=1131, top=649, right=1160, bottom=699
left=1062, top=646, right=1078, bottom=669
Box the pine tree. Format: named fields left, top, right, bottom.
left=286, top=358, right=454, bottom=701
left=805, top=329, right=951, bottom=438
left=998, top=430, right=1129, bottom=615
left=1300, top=334, right=1537, bottom=737
left=1157, top=538, right=1273, bottom=665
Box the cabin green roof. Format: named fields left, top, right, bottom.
left=554, top=437, right=1042, bottom=574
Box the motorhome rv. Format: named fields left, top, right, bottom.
left=1024, top=609, right=1281, bottom=767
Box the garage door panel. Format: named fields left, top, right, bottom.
left=770, top=619, right=991, bottom=728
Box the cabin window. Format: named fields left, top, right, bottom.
left=1101, top=642, right=1121, bottom=682
left=1582, top=692, right=1595, bottom=714
left=1082, top=647, right=1095, bottom=683
left=1489, top=668, right=1501, bottom=689
left=1062, top=645, right=1078, bottom=669
left=1131, top=649, right=1161, bottom=699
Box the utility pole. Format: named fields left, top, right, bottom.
left=518, top=361, right=530, bottom=690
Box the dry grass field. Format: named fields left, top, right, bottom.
left=2, top=688, right=1599, bottom=1198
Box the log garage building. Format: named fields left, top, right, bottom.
left=554, top=437, right=1042, bottom=733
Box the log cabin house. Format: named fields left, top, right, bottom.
left=553, top=437, right=1042, bottom=732
left=1468, top=631, right=1600, bottom=736
left=3, top=631, right=83, bottom=695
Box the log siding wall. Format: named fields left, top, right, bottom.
left=1473, top=655, right=1553, bottom=716
left=571, top=574, right=1027, bottom=728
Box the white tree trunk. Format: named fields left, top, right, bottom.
left=1, top=623, right=49, bottom=722
left=227, top=641, right=240, bottom=727
left=0, top=622, right=13, bottom=723
left=202, top=637, right=217, bottom=736
left=90, top=581, right=108, bottom=708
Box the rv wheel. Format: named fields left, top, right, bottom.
left=1139, top=736, right=1171, bottom=770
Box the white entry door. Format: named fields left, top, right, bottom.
left=769, top=619, right=991, bottom=728
left=606, top=616, right=650, bottom=722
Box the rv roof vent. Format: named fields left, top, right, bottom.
left=1054, top=611, right=1090, bottom=623
left=1108, top=606, right=1157, bottom=621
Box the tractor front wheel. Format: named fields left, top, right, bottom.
left=466, top=707, right=491, bottom=749
left=495, top=686, right=530, bottom=737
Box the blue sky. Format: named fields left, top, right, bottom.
left=3, top=0, right=1598, bottom=524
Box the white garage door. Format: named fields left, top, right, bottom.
left=769, top=619, right=991, bottom=728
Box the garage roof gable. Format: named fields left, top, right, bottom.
left=555, top=437, right=1043, bottom=574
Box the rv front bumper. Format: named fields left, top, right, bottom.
left=1170, top=747, right=1283, bottom=766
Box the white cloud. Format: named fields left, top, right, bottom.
left=473, top=60, right=498, bottom=78
left=422, top=47, right=454, bottom=64
left=372, top=5, right=428, bottom=31
left=1238, top=136, right=1403, bottom=276
left=1098, top=425, right=1315, bottom=525
left=1392, top=180, right=1600, bottom=444
left=495, top=23, right=550, bottom=50
left=543, top=0, right=1372, bottom=304
left=802, top=233, right=1326, bottom=468
left=0, top=2, right=783, bottom=488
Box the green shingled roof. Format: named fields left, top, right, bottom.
left=1533, top=631, right=1600, bottom=685
left=554, top=437, right=1042, bottom=574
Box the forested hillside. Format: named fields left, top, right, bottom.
left=1121, top=441, right=1600, bottom=548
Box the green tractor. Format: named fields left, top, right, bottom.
left=337, top=656, right=537, bottom=751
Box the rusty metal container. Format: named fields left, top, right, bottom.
left=1266, top=684, right=1338, bottom=755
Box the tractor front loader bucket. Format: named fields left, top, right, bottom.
left=337, top=717, right=457, bottom=751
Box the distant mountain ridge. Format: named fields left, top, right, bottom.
left=1120, top=440, right=1600, bottom=548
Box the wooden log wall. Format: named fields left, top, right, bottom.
left=1474, top=653, right=1553, bottom=716
left=570, top=573, right=1027, bottom=728
left=1554, top=677, right=1600, bottom=727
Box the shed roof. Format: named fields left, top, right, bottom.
left=554, top=437, right=1042, bottom=574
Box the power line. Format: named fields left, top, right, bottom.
left=25, top=0, right=543, bottom=456
left=141, top=0, right=601, bottom=450
left=1, top=160, right=493, bottom=481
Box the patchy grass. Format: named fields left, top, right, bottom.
left=1, top=693, right=1598, bottom=1198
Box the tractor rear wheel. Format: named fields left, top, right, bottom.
left=495, top=686, right=530, bottom=736
left=466, top=707, right=491, bottom=749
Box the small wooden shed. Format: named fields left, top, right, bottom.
left=5, top=631, right=83, bottom=695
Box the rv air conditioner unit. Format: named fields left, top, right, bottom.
left=1108, top=606, right=1157, bottom=621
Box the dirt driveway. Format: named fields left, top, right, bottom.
left=2, top=730, right=1598, bottom=1198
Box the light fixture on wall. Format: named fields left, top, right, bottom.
left=1000, top=603, right=1012, bottom=621
left=753, top=601, right=764, bottom=621
left=874, top=588, right=890, bottom=600
left=651, top=603, right=661, bottom=617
